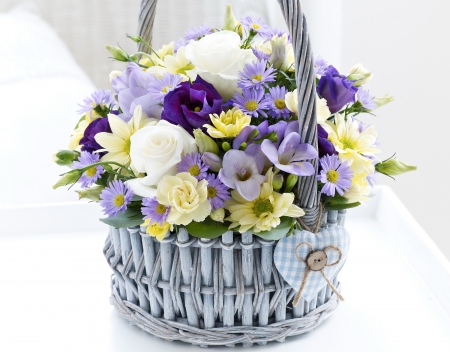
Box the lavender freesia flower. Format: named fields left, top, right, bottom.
left=147, top=73, right=183, bottom=103
left=161, top=76, right=223, bottom=135
left=99, top=180, right=134, bottom=217
left=265, top=86, right=291, bottom=119
left=261, top=132, right=317, bottom=176
left=219, top=150, right=266, bottom=201
left=177, top=153, right=209, bottom=180
left=237, top=60, right=276, bottom=90
left=80, top=117, right=111, bottom=155
left=205, top=174, right=230, bottom=210
left=318, top=154, right=353, bottom=196
left=141, top=197, right=171, bottom=226
left=317, top=124, right=337, bottom=157
left=72, top=151, right=104, bottom=188
left=77, top=89, right=115, bottom=117
left=317, top=65, right=358, bottom=113
left=111, top=62, right=162, bottom=121
left=233, top=88, right=270, bottom=118
left=357, top=89, right=377, bottom=111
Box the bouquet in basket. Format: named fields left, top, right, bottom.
left=53, top=5, right=415, bottom=242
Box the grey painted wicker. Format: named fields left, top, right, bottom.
left=103, top=0, right=347, bottom=347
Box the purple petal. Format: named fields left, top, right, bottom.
left=261, top=140, right=280, bottom=166
left=233, top=126, right=256, bottom=149
left=278, top=132, right=300, bottom=155
left=277, top=161, right=315, bottom=176
left=235, top=180, right=261, bottom=201
left=244, top=143, right=266, bottom=173
left=291, top=143, right=318, bottom=161
left=285, top=120, right=299, bottom=137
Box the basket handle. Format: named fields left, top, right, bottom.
left=137, top=0, right=320, bottom=230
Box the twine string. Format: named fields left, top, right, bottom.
left=297, top=204, right=323, bottom=234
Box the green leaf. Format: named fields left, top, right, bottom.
left=186, top=217, right=230, bottom=239
left=253, top=217, right=293, bottom=240
left=52, top=170, right=82, bottom=189
left=325, top=202, right=361, bottom=211
left=76, top=186, right=105, bottom=201
left=99, top=209, right=144, bottom=228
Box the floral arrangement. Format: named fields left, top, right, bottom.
left=53, top=6, right=415, bottom=241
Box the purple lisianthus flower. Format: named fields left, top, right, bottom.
left=357, top=89, right=377, bottom=111
left=80, top=117, right=112, bottom=155
left=261, top=132, right=317, bottom=176
left=161, top=76, right=223, bottom=135
left=77, top=90, right=115, bottom=118
left=265, top=86, right=291, bottom=119
left=318, top=154, right=353, bottom=197
left=205, top=174, right=230, bottom=210
left=147, top=73, right=183, bottom=103
left=185, top=23, right=212, bottom=41
left=237, top=60, right=276, bottom=90
left=99, top=180, right=134, bottom=217
left=240, top=16, right=271, bottom=36
left=317, top=124, right=337, bottom=157
left=177, top=152, right=209, bottom=180
left=111, top=62, right=162, bottom=121
left=314, top=56, right=328, bottom=76
left=219, top=150, right=266, bottom=201
left=72, top=151, right=104, bottom=188
left=317, top=65, right=358, bottom=113
left=141, top=197, right=170, bottom=226
left=234, top=88, right=270, bottom=118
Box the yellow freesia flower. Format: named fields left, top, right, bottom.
left=145, top=46, right=193, bottom=80
left=323, top=113, right=380, bottom=175
left=225, top=168, right=304, bottom=233
left=95, top=105, right=157, bottom=168
left=144, top=219, right=173, bottom=241
left=140, top=41, right=175, bottom=68
left=204, top=108, right=251, bottom=139
left=68, top=119, right=89, bottom=151
left=344, top=171, right=371, bottom=204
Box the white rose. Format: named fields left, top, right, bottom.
left=184, top=31, right=257, bottom=100
left=126, top=120, right=197, bottom=197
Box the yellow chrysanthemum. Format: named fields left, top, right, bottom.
left=204, top=108, right=251, bottom=139
left=139, top=41, right=175, bottom=68
left=95, top=105, right=157, bottom=168
left=225, top=168, right=304, bottom=233
left=143, top=219, right=173, bottom=241
left=344, top=171, right=371, bottom=204
left=323, top=113, right=380, bottom=174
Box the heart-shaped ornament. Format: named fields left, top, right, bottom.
left=274, top=226, right=350, bottom=302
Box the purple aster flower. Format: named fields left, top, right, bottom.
left=161, top=76, right=223, bottom=135
left=219, top=150, right=266, bottom=201
left=77, top=90, right=115, bottom=117
left=185, top=23, right=212, bottom=41
left=266, top=28, right=291, bottom=42
left=240, top=16, right=271, bottom=36
left=317, top=65, right=358, bottom=113
left=318, top=154, right=353, bottom=197
left=147, top=73, right=183, bottom=103
left=357, top=89, right=377, bottom=111
left=80, top=117, right=112, bottom=155
left=177, top=153, right=209, bottom=180
left=252, top=47, right=271, bottom=61
left=314, top=56, right=328, bottom=76
left=261, top=132, right=317, bottom=176
left=174, top=37, right=187, bottom=52
left=111, top=62, right=162, bottom=122
left=237, top=60, right=276, bottom=90
left=141, top=197, right=170, bottom=226
left=317, top=124, right=337, bottom=158
left=265, top=86, right=291, bottom=119
left=99, top=180, right=134, bottom=217
left=233, top=88, right=271, bottom=118
left=205, top=174, right=230, bottom=210
left=72, top=151, right=104, bottom=188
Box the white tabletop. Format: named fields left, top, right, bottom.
left=1, top=186, right=449, bottom=351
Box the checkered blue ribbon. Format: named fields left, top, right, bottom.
left=274, top=226, right=350, bottom=302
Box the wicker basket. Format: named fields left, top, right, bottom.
left=103, top=0, right=347, bottom=347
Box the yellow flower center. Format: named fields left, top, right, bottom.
left=275, top=99, right=286, bottom=109
left=162, top=85, right=172, bottom=93
left=253, top=198, right=273, bottom=218
left=91, top=102, right=96, bottom=107
left=253, top=74, right=263, bottom=82
left=245, top=100, right=258, bottom=111
left=114, top=194, right=125, bottom=207
left=207, top=186, right=217, bottom=198
left=124, top=139, right=131, bottom=154
left=194, top=107, right=201, bottom=112
left=327, top=170, right=339, bottom=183
left=156, top=204, right=167, bottom=215
left=252, top=23, right=261, bottom=30
left=86, top=167, right=97, bottom=177
left=341, top=138, right=356, bottom=150
left=188, top=165, right=201, bottom=176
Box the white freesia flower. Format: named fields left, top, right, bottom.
left=126, top=120, right=198, bottom=197
left=184, top=31, right=257, bottom=100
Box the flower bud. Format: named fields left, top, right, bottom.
left=223, top=5, right=242, bottom=36
left=375, top=159, right=417, bottom=176
left=194, top=129, right=219, bottom=154
left=105, top=45, right=129, bottom=62
left=285, top=174, right=298, bottom=193
left=348, top=63, right=373, bottom=87
left=222, top=141, right=231, bottom=152
left=273, top=174, right=284, bottom=192
left=127, top=34, right=142, bottom=43
left=202, top=152, right=222, bottom=172
left=270, top=35, right=288, bottom=70
left=210, top=208, right=225, bottom=223
left=239, top=142, right=247, bottom=150
left=53, top=150, right=80, bottom=166
left=374, top=94, right=394, bottom=109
